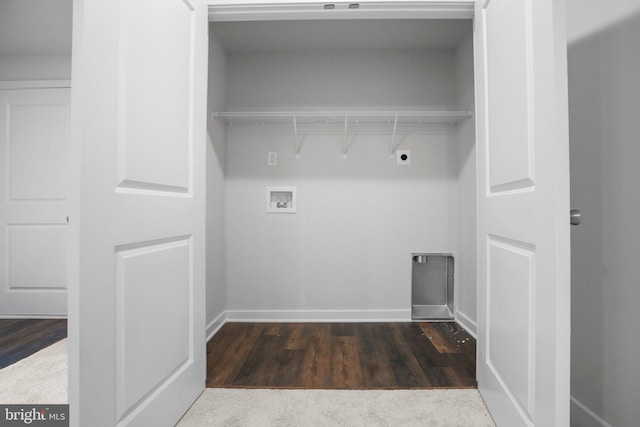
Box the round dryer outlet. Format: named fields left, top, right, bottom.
left=397, top=149, right=411, bottom=165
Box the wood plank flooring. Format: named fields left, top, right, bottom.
left=206, top=322, right=476, bottom=389
left=0, top=319, right=67, bottom=369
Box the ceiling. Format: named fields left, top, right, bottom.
left=211, top=19, right=473, bottom=52
left=0, top=0, right=73, bottom=56
left=0, top=1, right=471, bottom=57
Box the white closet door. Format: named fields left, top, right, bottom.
left=68, top=0, right=208, bottom=425
left=0, top=88, right=70, bottom=316
left=474, top=0, right=571, bottom=425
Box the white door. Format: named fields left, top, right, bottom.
left=68, top=0, right=208, bottom=426
left=474, top=0, right=571, bottom=425
left=0, top=88, right=70, bottom=316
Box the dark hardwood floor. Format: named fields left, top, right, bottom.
left=0, top=319, right=67, bottom=369
left=206, top=322, right=476, bottom=389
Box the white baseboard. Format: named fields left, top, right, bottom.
left=0, top=314, right=67, bottom=319
left=206, top=308, right=471, bottom=339
left=225, top=309, right=411, bottom=323
left=206, top=311, right=227, bottom=341
left=570, top=396, right=612, bottom=427
left=454, top=310, right=477, bottom=338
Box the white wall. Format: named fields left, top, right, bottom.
left=567, top=0, right=640, bottom=43
left=454, top=32, right=477, bottom=335
left=0, top=55, right=71, bottom=81
left=225, top=127, right=459, bottom=319
left=225, top=49, right=457, bottom=109
left=222, top=49, right=467, bottom=320
left=567, top=2, right=640, bottom=426
left=205, top=30, right=227, bottom=336
left=0, top=0, right=72, bottom=81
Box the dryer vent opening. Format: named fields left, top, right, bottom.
left=411, top=254, right=454, bottom=321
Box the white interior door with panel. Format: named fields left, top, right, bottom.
left=0, top=88, right=70, bottom=316
left=474, top=0, right=571, bottom=425
left=69, top=0, right=208, bottom=426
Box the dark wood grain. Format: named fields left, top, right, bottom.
left=330, top=336, right=362, bottom=388
left=206, top=322, right=476, bottom=389
left=0, top=319, right=67, bottom=369
left=298, top=323, right=332, bottom=388
left=358, top=323, right=398, bottom=387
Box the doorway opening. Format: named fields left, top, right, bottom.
left=204, top=16, right=477, bottom=388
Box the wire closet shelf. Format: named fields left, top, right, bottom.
left=211, top=109, right=473, bottom=157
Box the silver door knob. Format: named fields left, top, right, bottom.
left=570, top=209, right=582, bottom=226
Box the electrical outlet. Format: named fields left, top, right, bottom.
left=397, top=150, right=410, bottom=165
left=268, top=152, right=277, bottom=166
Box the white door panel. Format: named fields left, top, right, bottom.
left=0, top=88, right=70, bottom=316
left=485, top=0, right=534, bottom=192
left=69, top=0, right=207, bottom=425
left=9, top=225, right=67, bottom=289
left=116, top=237, right=192, bottom=421
left=475, top=0, right=570, bottom=425
left=486, top=236, right=536, bottom=419
left=116, top=0, right=193, bottom=193
left=9, top=102, right=69, bottom=200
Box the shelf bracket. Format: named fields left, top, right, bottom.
left=342, top=113, right=349, bottom=158
left=293, top=115, right=300, bottom=158
left=389, top=115, right=399, bottom=156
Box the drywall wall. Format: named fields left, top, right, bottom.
left=454, top=32, right=477, bottom=335
left=205, top=30, right=227, bottom=336
left=225, top=127, right=459, bottom=319
left=567, top=5, right=640, bottom=426
left=0, top=55, right=71, bottom=81
left=223, top=49, right=464, bottom=320
left=225, top=49, right=457, bottom=109
left=0, top=0, right=73, bottom=81
left=567, top=0, right=640, bottom=43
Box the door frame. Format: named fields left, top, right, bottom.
left=208, top=0, right=475, bottom=21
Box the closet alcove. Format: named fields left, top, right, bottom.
left=206, top=18, right=477, bottom=329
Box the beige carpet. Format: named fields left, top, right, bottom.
left=0, top=342, right=496, bottom=426
left=177, top=388, right=496, bottom=427
left=0, top=338, right=68, bottom=404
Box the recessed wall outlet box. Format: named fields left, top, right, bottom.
left=266, top=186, right=296, bottom=213
left=397, top=149, right=411, bottom=165
left=268, top=152, right=277, bottom=166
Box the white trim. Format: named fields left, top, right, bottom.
left=0, top=80, right=72, bottom=90
left=570, top=396, right=613, bottom=427
left=0, top=314, right=67, bottom=319
left=206, top=311, right=227, bottom=341
left=225, top=309, right=411, bottom=322
left=455, top=310, right=477, bottom=338
left=208, top=1, right=475, bottom=22
left=205, top=310, right=479, bottom=340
